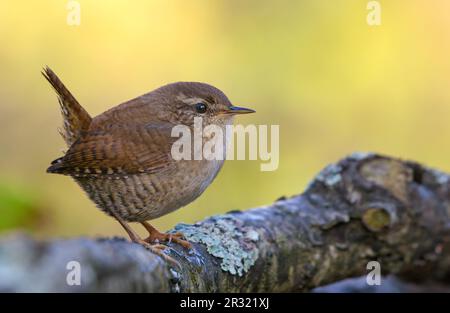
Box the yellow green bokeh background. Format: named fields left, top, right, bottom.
left=1, top=1, right=450, bottom=238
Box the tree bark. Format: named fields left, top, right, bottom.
left=1, top=153, right=450, bottom=292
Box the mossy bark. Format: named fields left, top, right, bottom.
left=1, top=153, right=450, bottom=292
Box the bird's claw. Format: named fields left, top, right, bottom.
left=144, top=231, right=192, bottom=249
left=134, top=239, right=180, bottom=267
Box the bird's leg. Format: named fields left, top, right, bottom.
left=110, top=211, right=179, bottom=266
left=141, top=221, right=192, bottom=249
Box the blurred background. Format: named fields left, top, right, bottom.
left=1, top=0, right=450, bottom=239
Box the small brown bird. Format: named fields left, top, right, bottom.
left=43, top=67, right=254, bottom=261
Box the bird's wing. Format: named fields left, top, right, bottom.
left=47, top=123, right=179, bottom=177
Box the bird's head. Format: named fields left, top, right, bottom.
left=154, top=82, right=255, bottom=127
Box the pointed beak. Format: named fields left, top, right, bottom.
left=222, top=106, right=256, bottom=115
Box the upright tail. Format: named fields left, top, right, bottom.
left=42, top=66, right=92, bottom=147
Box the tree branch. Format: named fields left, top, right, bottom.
left=1, top=153, right=450, bottom=292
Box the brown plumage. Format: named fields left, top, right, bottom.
left=44, top=67, right=255, bottom=263
left=42, top=67, right=91, bottom=147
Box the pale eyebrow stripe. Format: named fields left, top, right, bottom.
left=176, top=94, right=205, bottom=105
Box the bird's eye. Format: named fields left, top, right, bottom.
left=195, top=103, right=207, bottom=114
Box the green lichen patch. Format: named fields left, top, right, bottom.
left=429, top=168, right=450, bottom=184
left=174, top=215, right=260, bottom=276
left=316, top=163, right=343, bottom=187
left=348, top=151, right=374, bottom=161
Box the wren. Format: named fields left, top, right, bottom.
left=43, top=67, right=255, bottom=262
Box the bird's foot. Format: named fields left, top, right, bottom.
left=110, top=212, right=180, bottom=266
left=144, top=230, right=192, bottom=249
left=133, top=238, right=180, bottom=267
left=138, top=240, right=180, bottom=266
